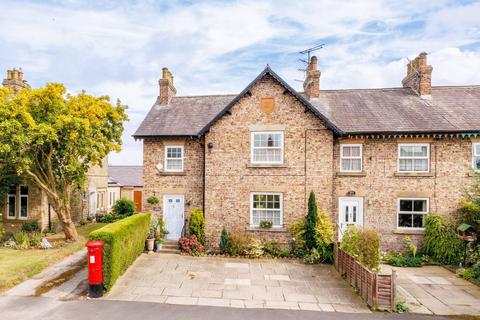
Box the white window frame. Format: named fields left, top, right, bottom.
left=473, top=142, right=480, bottom=171
left=397, top=197, right=429, bottom=229
left=397, top=143, right=430, bottom=173
left=340, top=144, right=363, bottom=172
left=18, top=185, right=28, bottom=220
left=250, top=131, right=284, bottom=165
left=6, top=187, right=16, bottom=220
left=250, top=192, right=283, bottom=228
left=164, top=145, right=184, bottom=172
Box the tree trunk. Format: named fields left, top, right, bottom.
left=51, top=200, right=79, bottom=241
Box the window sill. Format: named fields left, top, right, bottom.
left=247, top=164, right=287, bottom=168
left=336, top=171, right=366, bottom=177
left=159, top=171, right=186, bottom=176
left=394, top=172, right=433, bottom=178
left=246, top=226, right=287, bottom=232
left=393, top=228, right=425, bottom=235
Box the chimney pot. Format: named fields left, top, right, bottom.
left=158, top=67, right=176, bottom=105
left=402, top=52, right=433, bottom=97
left=303, top=56, right=321, bottom=99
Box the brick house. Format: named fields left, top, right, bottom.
left=134, top=53, right=480, bottom=250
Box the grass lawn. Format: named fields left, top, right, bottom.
left=0, top=223, right=106, bottom=292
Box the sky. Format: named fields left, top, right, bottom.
left=1, top=0, right=480, bottom=165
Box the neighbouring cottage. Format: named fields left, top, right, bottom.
left=134, top=53, right=480, bottom=250
left=108, top=165, right=144, bottom=212
left=1, top=69, right=109, bottom=232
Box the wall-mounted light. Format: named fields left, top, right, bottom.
left=207, top=142, right=213, bottom=149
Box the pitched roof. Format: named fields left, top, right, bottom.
left=134, top=66, right=480, bottom=138
left=310, top=86, right=480, bottom=134
left=108, top=166, right=143, bottom=187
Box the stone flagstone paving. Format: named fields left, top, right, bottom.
left=105, top=253, right=370, bottom=313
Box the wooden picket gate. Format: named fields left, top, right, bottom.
left=334, top=244, right=396, bottom=311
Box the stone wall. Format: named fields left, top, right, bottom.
left=333, top=137, right=476, bottom=251
left=204, top=74, right=333, bottom=247
left=143, top=138, right=204, bottom=222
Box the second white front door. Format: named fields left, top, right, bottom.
left=338, top=197, right=364, bottom=241
left=163, top=195, right=184, bottom=240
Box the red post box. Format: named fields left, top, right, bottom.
left=85, top=240, right=104, bottom=298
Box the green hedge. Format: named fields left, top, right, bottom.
left=88, top=212, right=150, bottom=292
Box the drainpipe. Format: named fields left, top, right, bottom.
left=202, top=138, right=206, bottom=215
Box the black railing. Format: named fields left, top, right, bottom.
left=181, top=218, right=188, bottom=238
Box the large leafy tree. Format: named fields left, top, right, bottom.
left=0, top=84, right=127, bottom=240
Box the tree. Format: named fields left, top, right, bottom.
left=0, top=84, right=127, bottom=240
left=305, top=191, right=319, bottom=250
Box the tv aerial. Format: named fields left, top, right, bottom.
left=295, top=44, right=325, bottom=82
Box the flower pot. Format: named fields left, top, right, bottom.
left=155, top=242, right=163, bottom=252
left=146, top=238, right=155, bottom=253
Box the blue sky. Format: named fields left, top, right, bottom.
left=1, top=0, right=480, bottom=165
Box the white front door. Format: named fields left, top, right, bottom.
left=163, top=195, right=184, bottom=240
left=338, top=197, right=364, bottom=241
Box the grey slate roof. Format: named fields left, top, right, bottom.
left=310, top=86, right=480, bottom=134
left=134, top=66, right=480, bottom=138
left=108, top=166, right=143, bottom=187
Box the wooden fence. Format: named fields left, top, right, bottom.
left=334, top=244, right=396, bottom=311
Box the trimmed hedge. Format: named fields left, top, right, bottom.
left=89, top=212, right=150, bottom=292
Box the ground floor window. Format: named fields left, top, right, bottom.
left=7, top=186, right=16, bottom=219
left=397, top=198, right=428, bottom=228
left=19, top=186, right=28, bottom=219
left=250, top=192, right=283, bottom=227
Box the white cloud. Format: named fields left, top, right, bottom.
left=0, top=0, right=479, bottom=165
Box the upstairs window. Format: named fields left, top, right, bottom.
left=251, top=132, right=284, bottom=164
left=473, top=143, right=480, bottom=171
left=165, top=146, right=184, bottom=172
left=340, top=144, right=363, bottom=172
left=398, top=143, right=430, bottom=173
left=19, top=186, right=28, bottom=220
left=398, top=198, right=428, bottom=229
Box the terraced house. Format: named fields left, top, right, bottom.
left=134, top=53, right=480, bottom=250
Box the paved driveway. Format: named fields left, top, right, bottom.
left=382, top=264, right=480, bottom=315
left=106, top=254, right=369, bottom=313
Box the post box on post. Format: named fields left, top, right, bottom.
left=85, top=240, right=104, bottom=298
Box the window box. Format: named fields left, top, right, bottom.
left=250, top=192, right=283, bottom=227
left=251, top=132, right=284, bottom=165
left=397, top=143, right=430, bottom=173
left=340, top=144, right=363, bottom=172
left=165, top=145, right=184, bottom=172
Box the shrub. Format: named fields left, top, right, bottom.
left=13, top=231, right=30, bottom=249
left=424, top=214, right=463, bottom=265
left=315, top=209, right=334, bottom=262
left=305, top=191, right=318, bottom=250
left=189, top=208, right=205, bottom=245
left=21, top=220, right=40, bottom=233
left=262, top=240, right=282, bottom=257
left=357, top=229, right=381, bottom=270
left=112, top=198, right=136, bottom=217
left=178, top=235, right=203, bottom=256
left=259, top=220, right=273, bottom=229
left=289, top=219, right=306, bottom=247
left=146, top=196, right=159, bottom=205
left=384, top=252, right=422, bottom=267
left=246, top=240, right=265, bottom=258
left=28, top=232, right=42, bottom=247
left=304, top=248, right=321, bottom=264
left=98, top=214, right=118, bottom=223
left=219, top=227, right=230, bottom=254
left=89, top=212, right=150, bottom=292
left=458, top=265, right=480, bottom=281
left=340, top=225, right=361, bottom=256
left=227, top=232, right=252, bottom=256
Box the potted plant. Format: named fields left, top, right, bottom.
left=259, top=220, right=273, bottom=229
left=155, top=236, right=164, bottom=251
left=146, top=216, right=158, bottom=254
left=154, top=219, right=169, bottom=252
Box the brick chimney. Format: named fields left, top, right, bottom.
left=2, top=68, right=30, bottom=94
left=402, top=52, right=433, bottom=97
left=158, top=67, right=176, bottom=105
left=303, top=56, right=321, bottom=99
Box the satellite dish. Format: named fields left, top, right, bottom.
left=155, top=163, right=163, bottom=172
